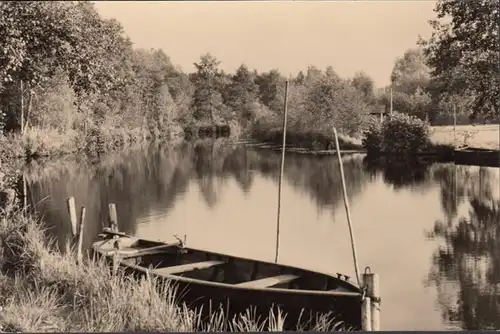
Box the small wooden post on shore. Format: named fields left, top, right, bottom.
left=108, top=203, right=118, bottom=232
left=362, top=270, right=381, bottom=331
left=65, top=196, right=86, bottom=264
left=65, top=197, right=77, bottom=254
left=66, top=197, right=78, bottom=237
left=107, top=202, right=121, bottom=274
left=76, top=206, right=86, bottom=264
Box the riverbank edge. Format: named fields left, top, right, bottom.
left=247, top=138, right=499, bottom=167
left=3, top=132, right=494, bottom=174
left=2, top=125, right=496, bottom=175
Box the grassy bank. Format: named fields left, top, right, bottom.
left=430, top=124, right=500, bottom=151
left=0, top=205, right=347, bottom=332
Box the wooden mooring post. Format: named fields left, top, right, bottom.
left=65, top=196, right=86, bottom=264
left=362, top=269, right=381, bottom=331
left=108, top=203, right=119, bottom=232
left=361, top=295, right=372, bottom=331
left=107, top=202, right=121, bottom=274
left=76, top=206, right=86, bottom=264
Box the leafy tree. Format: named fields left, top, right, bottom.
left=410, top=87, right=433, bottom=120
left=294, top=71, right=305, bottom=85
left=351, top=71, right=376, bottom=103
left=225, top=64, right=258, bottom=125
left=419, top=0, right=500, bottom=120
left=285, top=82, right=308, bottom=131
left=255, top=69, right=285, bottom=112
left=0, top=1, right=133, bottom=132
left=383, top=48, right=433, bottom=119
left=377, top=87, right=432, bottom=121
left=325, top=66, right=340, bottom=81
left=305, top=76, right=370, bottom=137
left=190, top=53, right=228, bottom=124
left=305, top=66, right=323, bottom=87
left=390, top=48, right=431, bottom=95
left=129, top=49, right=177, bottom=132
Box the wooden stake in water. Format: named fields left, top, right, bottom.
left=274, top=80, right=289, bottom=264
left=76, top=206, right=86, bottom=264
left=333, top=128, right=361, bottom=287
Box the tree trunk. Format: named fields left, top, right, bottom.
left=20, top=80, right=24, bottom=133
left=209, top=74, right=214, bottom=127
left=23, top=87, right=33, bottom=134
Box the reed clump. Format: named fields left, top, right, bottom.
left=0, top=207, right=347, bottom=332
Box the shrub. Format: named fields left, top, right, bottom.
left=362, top=112, right=431, bottom=155
left=85, top=125, right=105, bottom=155
left=361, top=121, right=383, bottom=155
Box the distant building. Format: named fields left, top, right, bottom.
left=367, top=106, right=389, bottom=123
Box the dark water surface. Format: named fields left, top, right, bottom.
left=25, top=140, right=500, bottom=331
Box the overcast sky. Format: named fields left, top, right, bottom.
left=94, top=1, right=437, bottom=87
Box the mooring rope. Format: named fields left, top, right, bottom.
left=333, top=128, right=361, bottom=288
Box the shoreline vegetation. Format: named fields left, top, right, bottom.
left=0, top=1, right=498, bottom=331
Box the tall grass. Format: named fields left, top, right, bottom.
left=0, top=207, right=348, bottom=332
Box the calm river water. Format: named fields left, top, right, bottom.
left=24, top=140, right=499, bottom=331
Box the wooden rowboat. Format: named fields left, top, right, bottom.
left=92, top=228, right=363, bottom=330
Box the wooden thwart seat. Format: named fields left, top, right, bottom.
left=152, top=260, right=225, bottom=276
left=235, top=274, right=300, bottom=289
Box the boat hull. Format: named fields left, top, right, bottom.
left=117, top=260, right=362, bottom=330
left=92, top=233, right=362, bottom=330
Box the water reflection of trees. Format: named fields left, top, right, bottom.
left=359, top=156, right=499, bottom=329
left=24, top=145, right=193, bottom=250
left=427, top=165, right=500, bottom=330
left=25, top=141, right=370, bottom=249
left=256, top=150, right=370, bottom=213
left=362, top=157, right=433, bottom=191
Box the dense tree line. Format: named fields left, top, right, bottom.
left=0, top=0, right=497, bottom=156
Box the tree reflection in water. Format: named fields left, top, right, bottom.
left=24, top=141, right=369, bottom=249
left=362, top=156, right=433, bottom=192
left=427, top=165, right=499, bottom=330
left=361, top=158, right=499, bottom=330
